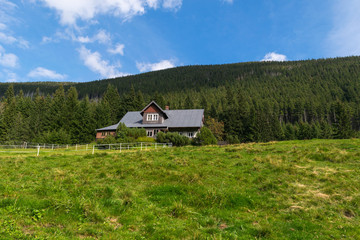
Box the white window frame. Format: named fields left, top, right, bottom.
left=147, top=113, right=159, bottom=121
left=147, top=130, right=153, bottom=137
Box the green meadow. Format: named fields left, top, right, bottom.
left=0, top=139, right=359, bottom=239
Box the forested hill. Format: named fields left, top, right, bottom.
left=2, top=56, right=360, bottom=100
left=0, top=56, right=360, bottom=144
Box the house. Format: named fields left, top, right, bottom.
left=96, top=101, right=204, bottom=139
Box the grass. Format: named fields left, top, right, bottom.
left=0, top=139, right=360, bottom=239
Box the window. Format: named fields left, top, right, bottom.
left=147, top=130, right=153, bottom=137
left=188, top=132, right=194, bottom=138
left=101, top=132, right=106, bottom=136
left=147, top=114, right=159, bottom=121
left=154, top=129, right=160, bottom=135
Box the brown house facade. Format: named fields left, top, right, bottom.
left=96, top=101, right=204, bottom=140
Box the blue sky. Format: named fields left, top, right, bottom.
left=0, top=0, right=359, bottom=82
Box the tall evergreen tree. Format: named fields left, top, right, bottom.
left=333, top=100, right=353, bottom=139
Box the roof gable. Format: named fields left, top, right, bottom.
left=140, top=101, right=168, bottom=118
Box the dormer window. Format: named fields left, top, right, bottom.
left=147, top=113, right=159, bottom=121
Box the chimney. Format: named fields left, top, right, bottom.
left=165, top=106, right=169, bottom=110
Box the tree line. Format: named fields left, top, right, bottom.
left=0, top=81, right=357, bottom=144
left=1, top=56, right=360, bottom=143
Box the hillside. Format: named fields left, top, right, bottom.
left=0, top=139, right=359, bottom=239
left=2, top=56, right=360, bottom=100
left=0, top=56, right=360, bottom=144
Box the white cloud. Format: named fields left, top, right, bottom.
left=43, top=29, right=111, bottom=45
left=94, top=29, right=111, bottom=44
left=0, top=0, right=17, bottom=25
left=0, top=32, right=16, bottom=44
left=0, top=45, right=18, bottom=68
left=0, top=32, right=29, bottom=48
left=0, top=1, right=29, bottom=49
left=327, top=0, right=360, bottom=56
left=162, top=0, right=182, bottom=10
left=146, top=0, right=159, bottom=8
left=28, top=67, right=67, bottom=80
left=136, top=59, right=175, bottom=72
left=78, top=45, right=127, bottom=78
left=261, top=52, right=287, bottom=62
left=77, top=36, right=91, bottom=43
left=36, top=0, right=182, bottom=25
left=5, top=71, right=17, bottom=82
left=108, top=43, right=125, bottom=55
left=0, top=23, right=6, bottom=30
left=41, top=36, right=54, bottom=44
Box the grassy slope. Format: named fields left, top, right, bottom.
left=0, top=139, right=359, bottom=239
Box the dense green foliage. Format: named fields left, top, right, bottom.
left=115, top=123, right=146, bottom=142
left=193, top=127, right=217, bottom=145
left=0, top=139, right=359, bottom=239
left=156, top=131, right=190, bottom=146
left=1, top=56, right=360, bottom=143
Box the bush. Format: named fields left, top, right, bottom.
left=41, top=129, right=71, bottom=144
left=97, top=135, right=117, bottom=144
left=156, top=132, right=190, bottom=146
left=194, top=127, right=217, bottom=145
left=156, top=132, right=168, bottom=143
left=136, top=136, right=156, bottom=143
left=226, top=135, right=240, bottom=144
left=116, top=123, right=146, bottom=142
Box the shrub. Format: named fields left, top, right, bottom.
left=41, top=129, right=72, bottom=144
left=194, top=127, right=217, bottom=145
left=226, top=134, right=240, bottom=144
left=116, top=123, right=146, bottom=142
left=136, top=136, right=156, bottom=143
left=156, top=132, right=190, bottom=146
left=97, top=135, right=117, bottom=144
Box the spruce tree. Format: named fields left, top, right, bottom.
left=333, top=100, right=353, bottom=139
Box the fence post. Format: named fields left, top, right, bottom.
left=92, top=145, right=95, bottom=155
left=43, top=143, right=46, bottom=149
left=109, top=144, right=111, bottom=150
left=52, top=144, right=54, bottom=150
left=37, top=145, right=40, bottom=156
left=155, top=143, right=157, bottom=149
left=66, top=145, right=68, bottom=149
left=141, top=142, right=142, bottom=151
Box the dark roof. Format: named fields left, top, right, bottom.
left=140, top=101, right=168, bottom=118
left=96, top=109, right=204, bottom=131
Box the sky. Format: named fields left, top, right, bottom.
left=0, top=0, right=359, bottom=82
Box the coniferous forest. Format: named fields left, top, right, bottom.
left=0, top=56, right=360, bottom=144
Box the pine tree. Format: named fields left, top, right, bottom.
left=47, top=85, right=66, bottom=131
left=184, top=95, right=194, bottom=109
left=333, top=100, right=353, bottom=139
left=65, top=87, right=80, bottom=143
left=103, top=84, right=121, bottom=122
left=153, top=91, right=165, bottom=108
left=0, top=85, right=16, bottom=142
left=73, top=96, right=95, bottom=143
